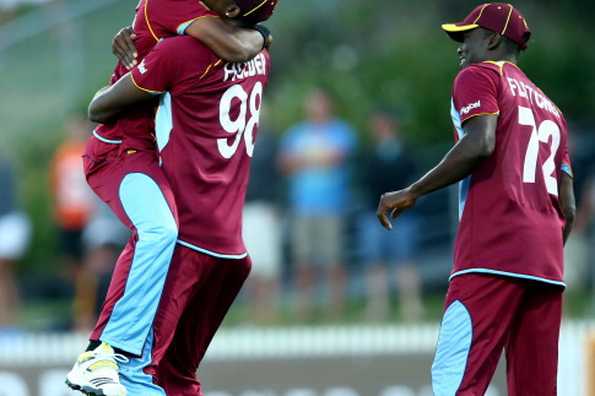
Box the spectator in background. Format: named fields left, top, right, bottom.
left=279, top=89, right=357, bottom=319
left=0, top=154, right=31, bottom=330
left=50, top=115, right=96, bottom=330
left=358, top=110, right=423, bottom=321
left=242, top=121, right=282, bottom=323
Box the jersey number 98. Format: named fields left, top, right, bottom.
left=218, top=82, right=263, bottom=159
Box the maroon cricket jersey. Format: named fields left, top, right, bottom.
left=131, top=37, right=271, bottom=257
left=450, top=61, right=572, bottom=286
left=93, top=0, right=215, bottom=149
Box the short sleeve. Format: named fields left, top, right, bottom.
left=452, top=66, right=500, bottom=124
left=130, top=38, right=185, bottom=94
left=560, top=151, right=573, bottom=178
left=149, top=0, right=217, bottom=36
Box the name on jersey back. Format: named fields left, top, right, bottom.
left=507, top=77, right=560, bottom=118
left=223, top=52, right=267, bottom=82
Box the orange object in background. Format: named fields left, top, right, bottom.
left=50, top=116, right=98, bottom=331
left=50, top=119, right=95, bottom=230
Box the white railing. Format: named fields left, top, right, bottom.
left=0, top=321, right=592, bottom=364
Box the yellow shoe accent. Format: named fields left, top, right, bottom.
left=89, top=360, right=118, bottom=371
left=77, top=351, right=95, bottom=364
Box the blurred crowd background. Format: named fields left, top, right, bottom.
left=0, top=0, right=594, bottom=334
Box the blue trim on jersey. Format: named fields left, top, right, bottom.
left=561, top=164, right=573, bottom=178
left=449, top=268, right=566, bottom=288
left=450, top=98, right=464, bottom=139
left=101, top=173, right=178, bottom=355
left=93, top=129, right=122, bottom=144
left=432, top=300, right=472, bottom=395
left=177, top=239, right=248, bottom=260
left=451, top=99, right=471, bottom=220
left=155, top=93, right=173, bottom=153
left=177, top=21, right=192, bottom=35
left=119, top=329, right=166, bottom=396
left=458, top=176, right=471, bottom=221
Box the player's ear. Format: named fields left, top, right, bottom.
left=487, top=32, right=505, bottom=51
left=224, top=2, right=241, bottom=18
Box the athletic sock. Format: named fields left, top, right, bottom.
left=86, top=340, right=101, bottom=352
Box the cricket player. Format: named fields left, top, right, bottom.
left=66, top=1, right=271, bottom=395
left=377, top=3, right=575, bottom=395
left=73, top=1, right=278, bottom=395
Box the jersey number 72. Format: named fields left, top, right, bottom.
left=519, top=105, right=560, bottom=197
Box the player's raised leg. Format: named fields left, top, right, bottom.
left=67, top=152, right=179, bottom=396
left=505, top=283, right=563, bottom=396
left=431, top=274, right=522, bottom=396
left=91, top=169, right=179, bottom=353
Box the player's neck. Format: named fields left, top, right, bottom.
left=483, top=51, right=518, bottom=65
left=223, top=18, right=244, bottom=28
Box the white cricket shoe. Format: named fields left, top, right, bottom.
left=66, top=342, right=128, bottom=396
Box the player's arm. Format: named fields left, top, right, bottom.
left=185, top=18, right=269, bottom=62
left=377, top=115, right=497, bottom=230
left=88, top=74, right=156, bottom=123
left=559, top=172, right=576, bottom=245
left=112, top=21, right=269, bottom=69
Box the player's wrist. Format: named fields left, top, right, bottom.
left=253, top=25, right=272, bottom=50
left=407, top=183, right=424, bottom=199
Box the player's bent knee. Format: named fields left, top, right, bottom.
left=151, top=222, right=179, bottom=246
left=119, top=172, right=179, bottom=247
left=136, top=218, right=178, bottom=247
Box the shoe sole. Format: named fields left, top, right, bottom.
left=65, top=378, right=108, bottom=396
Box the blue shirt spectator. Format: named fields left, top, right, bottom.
left=279, top=89, right=357, bottom=319
left=280, top=119, right=356, bottom=215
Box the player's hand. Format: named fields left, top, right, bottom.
left=112, top=26, right=138, bottom=70
left=254, top=25, right=273, bottom=49
left=376, top=187, right=418, bottom=230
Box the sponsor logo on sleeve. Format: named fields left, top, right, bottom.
left=459, top=100, right=481, bottom=116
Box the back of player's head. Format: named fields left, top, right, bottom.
left=234, top=0, right=279, bottom=24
